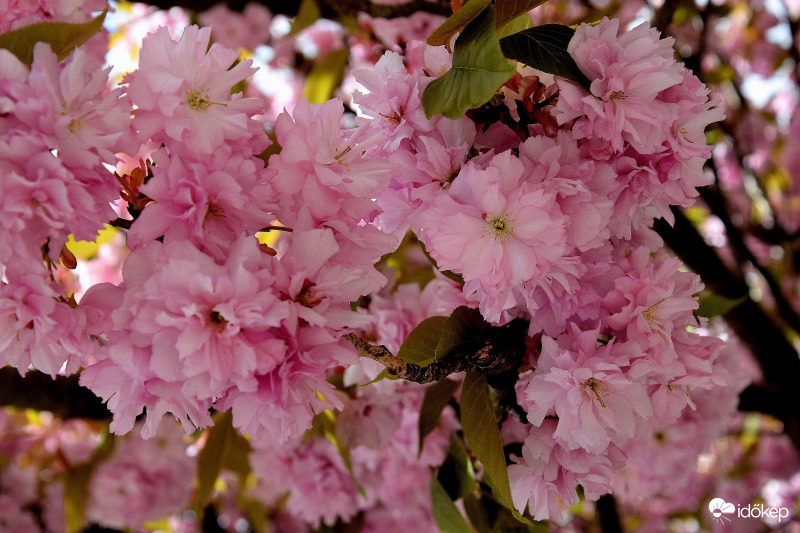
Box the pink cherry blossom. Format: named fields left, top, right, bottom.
left=420, top=150, right=567, bottom=322
left=126, top=25, right=268, bottom=157
left=556, top=17, right=685, bottom=154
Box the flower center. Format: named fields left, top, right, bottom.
left=642, top=298, right=666, bottom=326
left=609, top=91, right=626, bottom=101
left=486, top=214, right=513, bottom=240
left=296, top=280, right=323, bottom=308
left=206, top=202, right=224, bottom=219
left=185, top=88, right=226, bottom=111
left=379, top=106, right=403, bottom=125
left=581, top=377, right=610, bottom=408
left=206, top=309, right=228, bottom=332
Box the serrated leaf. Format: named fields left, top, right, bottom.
left=435, top=306, right=491, bottom=360
left=494, top=0, right=549, bottom=31
left=419, top=378, right=462, bottom=455
left=0, top=10, right=106, bottom=66
left=461, top=372, right=533, bottom=525
left=695, top=291, right=747, bottom=318
left=499, top=24, right=591, bottom=90
left=438, top=432, right=478, bottom=500
left=422, top=6, right=515, bottom=119
left=290, top=0, right=320, bottom=36
left=194, top=410, right=235, bottom=512
left=427, top=0, right=492, bottom=47
left=305, top=48, right=348, bottom=104
left=397, top=315, right=448, bottom=366
left=431, top=474, right=473, bottom=533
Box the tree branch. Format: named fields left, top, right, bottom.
left=132, top=0, right=452, bottom=20
left=343, top=324, right=527, bottom=384
left=597, top=494, right=624, bottom=533
left=0, top=368, right=110, bottom=420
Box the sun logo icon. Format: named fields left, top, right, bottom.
left=709, top=498, right=736, bottom=523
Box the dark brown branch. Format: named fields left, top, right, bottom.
left=0, top=368, right=111, bottom=420
left=343, top=325, right=527, bottom=384
left=654, top=210, right=800, bottom=452
left=738, top=383, right=800, bottom=452
left=344, top=333, right=473, bottom=383
left=652, top=0, right=682, bottom=34
left=699, top=180, right=800, bottom=336
left=133, top=0, right=452, bottom=20
left=108, top=217, right=132, bottom=230
left=597, top=494, right=624, bottom=533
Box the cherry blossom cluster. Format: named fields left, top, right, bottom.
left=0, top=36, right=135, bottom=376
left=323, top=17, right=740, bottom=521
left=0, top=2, right=755, bottom=530
left=75, top=25, right=398, bottom=446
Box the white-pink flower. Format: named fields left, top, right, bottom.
left=420, top=150, right=567, bottom=322
left=126, top=25, right=267, bottom=157
left=556, top=18, right=685, bottom=154
left=524, top=330, right=652, bottom=454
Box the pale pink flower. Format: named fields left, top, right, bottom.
left=127, top=147, right=271, bottom=255
left=509, top=418, right=626, bottom=520
left=250, top=437, right=362, bottom=528
left=221, top=326, right=357, bottom=444
left=85, top=419, right=195, bottom=530
left=603, top=247, right=701, bottom=367
left=126, top=25, right=268, bottom=157
left=0, top=0, right=106, bottom=32
left=0, top=269, right=84, bottom=377
left=556, top=18, right=684, bottom=154
left=353, top=51, right=432, bottom=151
left=198, top=3, right=273, bottom=50
left=267, top=98, right=391, bottom=228
left=12, top=43, right=135, bottom=168
left=79, top=237, right=291, bottom=437
left=524, top=329, right=653, bottom=453
left=420, top=150, right=567, bottom=322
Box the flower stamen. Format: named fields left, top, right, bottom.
left=486, top=214, right=514, bottom=240
left=185, top=88, right=227, bottom=111
left=581, top=377, right=610, bottom=408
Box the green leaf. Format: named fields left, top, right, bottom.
left=64, top=432, right=115, bottom=533
left=397, top=315, right=448, bottom=366
left=419, top=378, right=462, bottom=455
left=363, top=368, right=399, bottom=384
left=463, top=493, right=493, bottom=533
left=222, top=429, right=252, bottom=479
left=499, top=24, right=591, bottom=90
left=435, top=306, right=491, bottom=360
left=438, top=433, right=478, bottom=500
left=290, top=0, right=320, bottom=36
left=461, top=372, right=533, bottom=525
left=695, top=291, right=747, bottom=318
left=497, top=12, right=533, bottom=39
left=494, top=0, right=549, bottom=31
left=422, top=6, right=515, bottom=119
left=194, top=410, right=236, bottom=512
left=305, top=48, right=348, bottom=104
left=0, top=10, right=106, bottom=66
left=427, top=0, right=492, bottom=47
left=431, top=474, right=473, bottom=533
